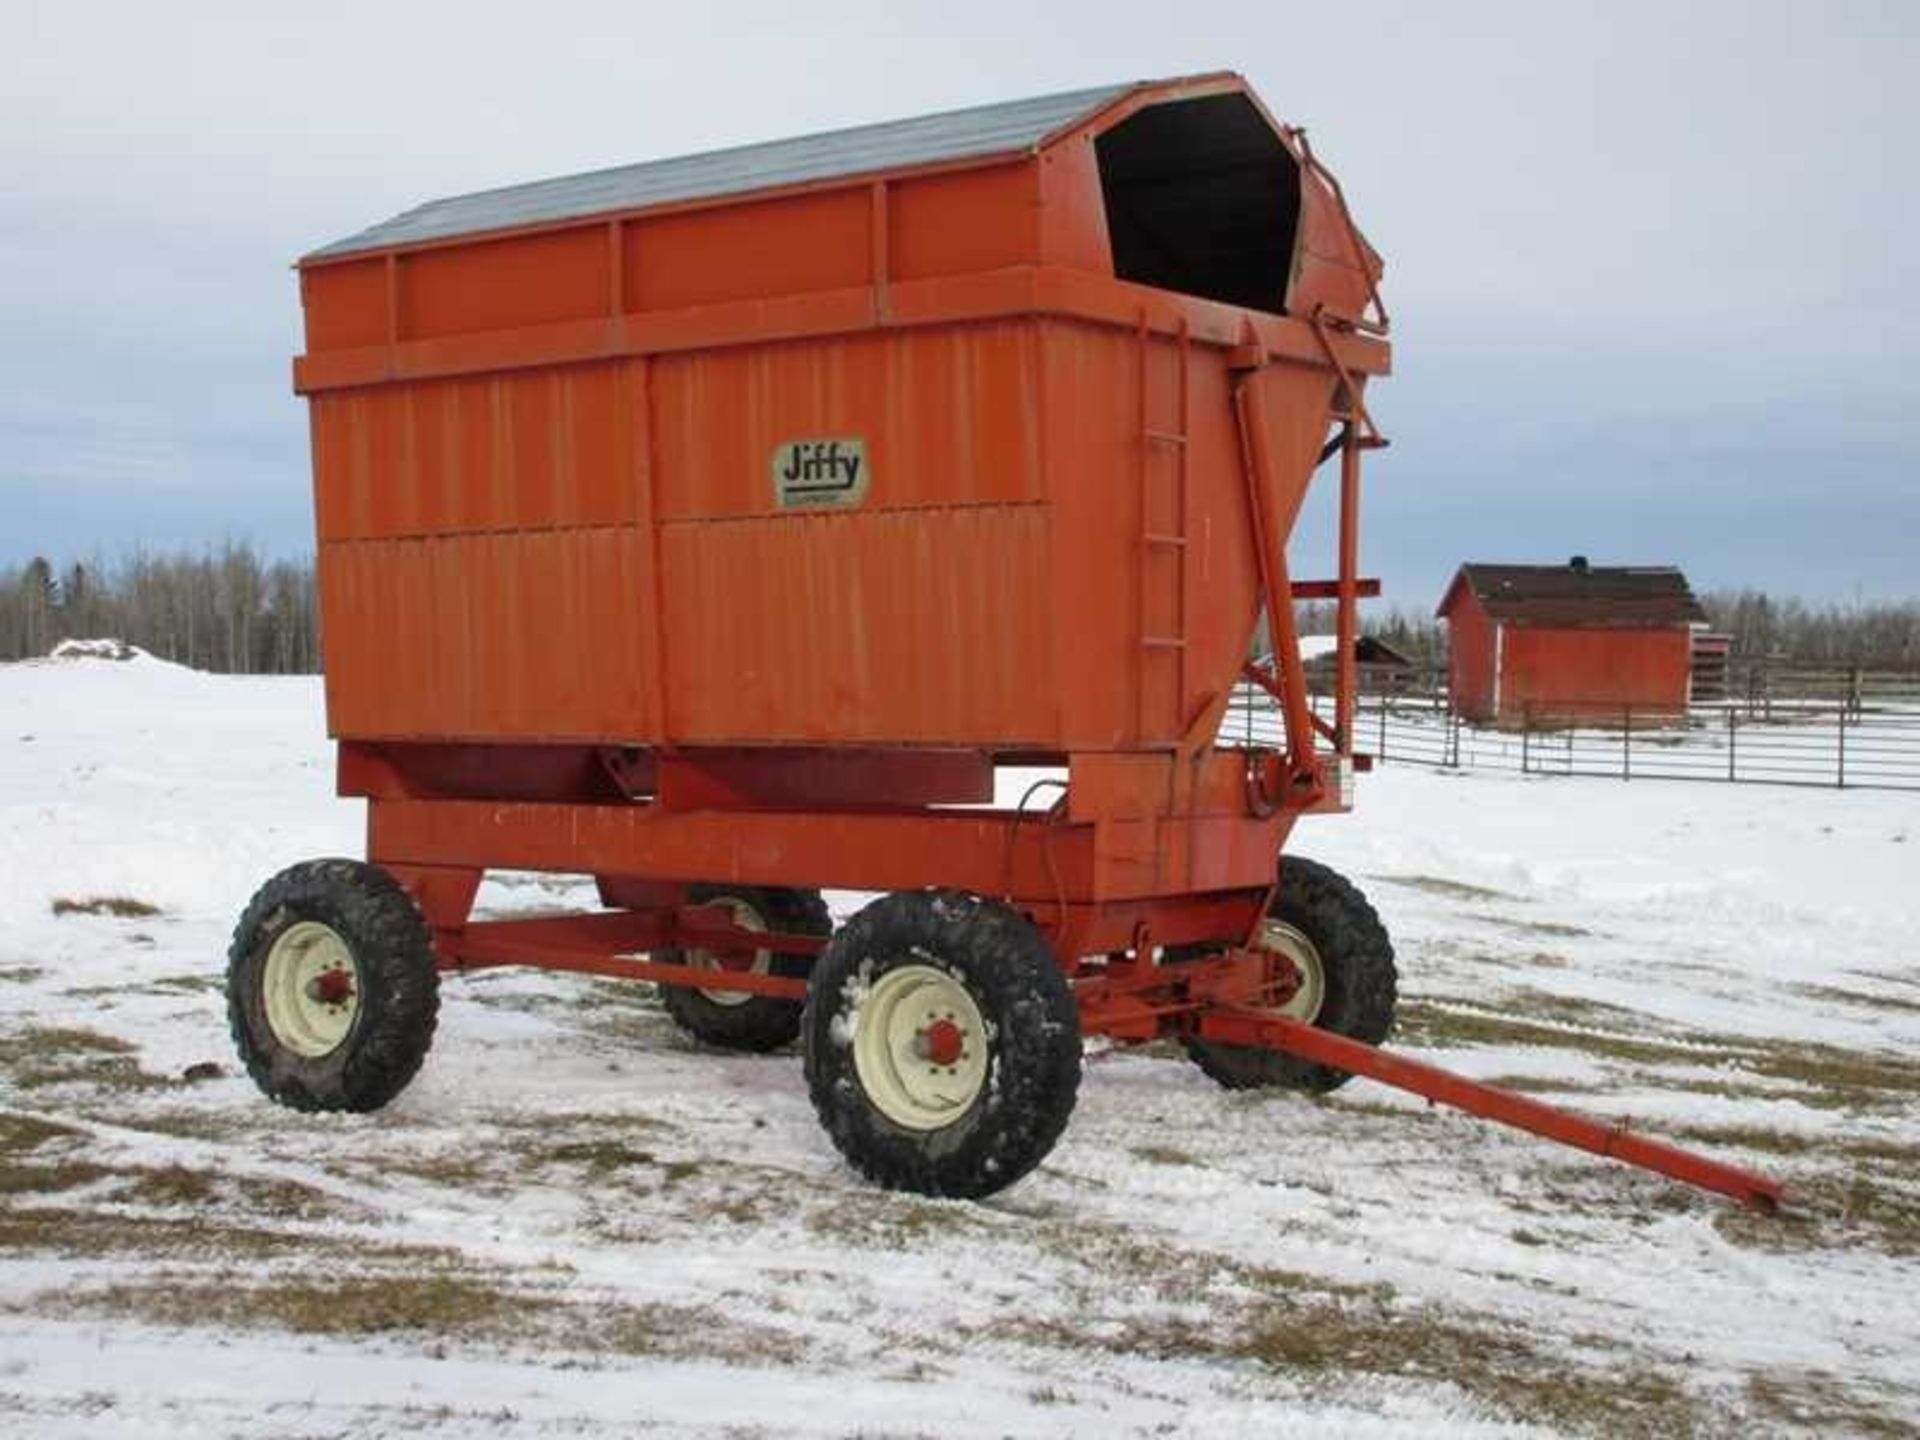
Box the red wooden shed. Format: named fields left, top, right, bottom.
left=1436, top=559, right=1707, bottom=726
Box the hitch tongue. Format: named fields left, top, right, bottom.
left=1200, top=1007, right=1784, bottom=1212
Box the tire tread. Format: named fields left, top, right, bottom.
left=227, top=858, right=439, bottom=1113
left=1184, top=855, right=1398, bottom=1093
left=802, top=890, right=1080, bottom=1198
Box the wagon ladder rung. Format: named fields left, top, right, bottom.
left=1135, top=313, right=1193, bottom=741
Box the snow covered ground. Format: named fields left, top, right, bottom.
left=2, top=650, right=1916, bottom=1437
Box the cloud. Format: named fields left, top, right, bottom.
left=1, top=0, right=1914, bottom=598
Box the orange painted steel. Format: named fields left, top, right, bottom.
left=287, top=74, right=1782, bottom=1211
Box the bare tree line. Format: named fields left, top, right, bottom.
left=1312, top=593, right=1920, bottom=672
left=1695, top=591, right=1920, bottom=669
left=4, top=546, right=1916, bottom=677
left=0, top=545, right=318, bottom=673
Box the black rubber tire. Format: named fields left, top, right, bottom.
left=227, top=858, right=439, bottom=1113
left=658, top=886, right=830, bottom=1053
left=1182, top=855, right=1397, bottom=1094
left=803, top=890, right=1081, bottom=1199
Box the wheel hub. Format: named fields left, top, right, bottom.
left=914, top=1017, right=967, bottom=1067
left=686, top=897, right=770, bottom=1007
left=306, top=969, right=357, bottom=1006
left=261, top=920, right=363, bottom=1058
left=851, top=965, right=989, bottom=1131
left=1254, top=919, right=1327, bottom=1023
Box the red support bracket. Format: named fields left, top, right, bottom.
left=1197, top=1008, right=1785, bottom=1212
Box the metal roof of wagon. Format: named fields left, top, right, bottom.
left=306, top=80, right=1140, bottom=261
left=1437, top=562, right=1707, bottom=628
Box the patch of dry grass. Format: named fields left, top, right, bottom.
left=0, top=1159, right=113, bottom=1198
left=983, top=1285, right=1705, bottom=1437
left=1375, top=874, right=1515, bottom=903
left=0, top=1204, right=323, bottom=1260
left=536, top=1137, right=668, bottom=1174
left=804, top=1189, right=988, bottom=1245
left=0, top=1025, right=171, bottom=1092
left=116, top=1163, right=219, bottom=1207
left=50, top=896, right=162, bottom=919
left=145, top=974, right=224, bottom=995
left=1469, top=913, right=1593, bottom=939
left=0, top=1112, right=82, bottom=1153
left=36, top=1267, right=802, bottom=1368
left=1743, top=1372, right=1915, bottom=1439
left=1393, top=999, right=1688, bottom=1070
left=1714, top=1169, right=1920, bottom=1259
left=1129, top=1143, right=1200, bottom=1167
left=48, top=1272, right=529, bottom=1337
left=1394, top=998, right=1920, bottom=1113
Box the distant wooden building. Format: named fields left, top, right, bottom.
left=1299, top=634, right=1420, bottom=696
left=1689, top=631, right=1734, bottom=704
left=1436, top=559, right=1707, bottom=725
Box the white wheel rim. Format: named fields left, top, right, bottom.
left=1257, top=919, right=1327, bottom=1023
left=686, top=898, right=770, bottom=1007
left=851, top=964, right=989, bottom=1131
left=262, top=920, right=362, bottom=1057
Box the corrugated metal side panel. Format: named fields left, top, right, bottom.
left=650, top=322, right=1044, bottom=521
left=658, top=506, right=1056, bottom=746
left=400, top=226, right=611, bottom=340
left=625, top=186, right=873, bottom=311
left=313, top=363, right=635, bottom=541
left=1038, top=321, right=1313, bottom=750
left=1501, top=627, right=1694, bottom=719
left=308, top=82, right=1132, bottom=260
left=320, top=528, right=653, bottom=741
left=1446, top=592, right=1498, bottom=723
left=1040, top=321, right=1139, bottom=747
left=311, top=312, right=1303, bottom=753
left=314, top=353, right=659, bottom=742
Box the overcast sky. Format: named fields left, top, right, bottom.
left=2, top=0, right=1914, bottom=605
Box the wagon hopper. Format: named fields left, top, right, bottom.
left=229, top=75, right=1781, bottom=1210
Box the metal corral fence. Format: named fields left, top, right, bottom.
left=1223, top=666, right=1920, bottom=792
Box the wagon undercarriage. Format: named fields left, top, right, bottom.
left=382, top=844, right=1784, bottom=1212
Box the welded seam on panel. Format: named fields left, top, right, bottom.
left=654, top=499, right=1049, bottom=527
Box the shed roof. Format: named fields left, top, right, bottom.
left=1298, top=635, right=1418, bottom=668
left=1437, top=562, right=1707, bottom=628
left=306, top=80, right=1140, bottom=261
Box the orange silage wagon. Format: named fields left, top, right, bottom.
left=228, top=75, right=1780, bottom=1208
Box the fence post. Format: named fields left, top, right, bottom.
left=1378, top=700, right=1388, bottom=764
left=1727, top=708, right=1736, bottom=783
left=1838, top=701, right=1847, bottom=789
left=1623, top=704, right=1632, bottom=780
left=1521, top=705, right=1531, bottom=774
